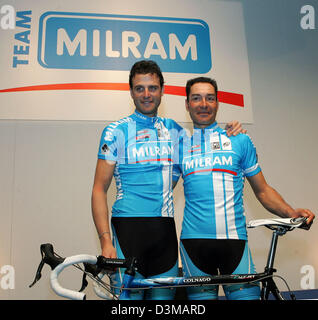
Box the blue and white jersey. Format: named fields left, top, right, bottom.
left=98, top=111, right=182, bottom=218
left=175, top=122, right=261, bottom=240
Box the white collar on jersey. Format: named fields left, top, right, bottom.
left=132, top=110, right=159, bottom=124
left=193, top=121, right=219, bottom=134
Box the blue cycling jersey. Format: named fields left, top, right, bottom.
left=98, top=111, right=182, bottom=218
left=175, top=122, right=261, bottom=240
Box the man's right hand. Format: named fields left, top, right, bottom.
left=101, top=239, right=117, bottom=258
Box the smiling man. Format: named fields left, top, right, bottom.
left=175, top=77, right=315, bottom=300
left=129, top=73, right=163, bottom=116
left=185, top=80, right=218, bottom=128
left=92, top=61, right=182, bottom=300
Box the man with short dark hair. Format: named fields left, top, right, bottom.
left=175, top=77, right=315, bottom=300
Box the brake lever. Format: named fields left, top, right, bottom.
left=29, top=259, right=45, bottom=288
left=79, top=273, right=89, bottom=292
left=29, top=243, right=64, bottom=288
left=78, top=262, right=103, bottom=292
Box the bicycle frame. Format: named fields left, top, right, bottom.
left=108, top=227, right=286, bottom=300
left=29, top=217, right=310, bottom=300
left=116, top=271, right=268, bottom=300
left=260, top=225, right=293, bottom=300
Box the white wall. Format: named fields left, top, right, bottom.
left=0, top=0, right=317, bottom=299
left=235, top=0, right=318, bottom=293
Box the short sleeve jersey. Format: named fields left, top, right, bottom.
left=98, top=111, right=182, bottom=218
left=175, top=122, right=261, bottom=240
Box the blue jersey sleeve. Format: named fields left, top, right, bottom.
left=240, top=134, right=261, bottom=177
left=98, top=125, right=119, bottom=162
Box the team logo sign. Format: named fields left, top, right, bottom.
left=38, top=12, right=212, bottom=73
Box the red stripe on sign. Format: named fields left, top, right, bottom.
left=0, top=83, right=244, bottom=107
left=218, top=91, right=244, bottom=107
left=0, top=83, right=130, bottom=92
left=165, top=86, right=244, bottom=107
left=185, top=168, right=237, bottom=177
left=164, top=85, right=186, bottom=96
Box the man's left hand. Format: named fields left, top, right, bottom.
left=225, top=120, right=247, bottom=136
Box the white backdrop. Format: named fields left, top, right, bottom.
left=0, top=0, right=317, bottom=300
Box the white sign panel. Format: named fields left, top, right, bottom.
left=0, top=0, right=253, bottom=123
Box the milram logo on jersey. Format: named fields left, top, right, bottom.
left=128, top=141, right=173, bottom=164
left=183, top=154, right=237, bottom=177
left=183, top=134, right=237, bottom=176
left=184, top=154, right=233, bottom=171
left=37, top=12, right=211, bottom=73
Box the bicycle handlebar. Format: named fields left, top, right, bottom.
left=29, top=243, right=131, bottom=300
left=51, top=254, right=97, bottom=300
left=51, top=254, right=134, bottom=300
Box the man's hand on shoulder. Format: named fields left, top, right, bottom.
left=225, top=120, right=247, bottom=137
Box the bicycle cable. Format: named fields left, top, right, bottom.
left=271, top=275, right=296, bottom=300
